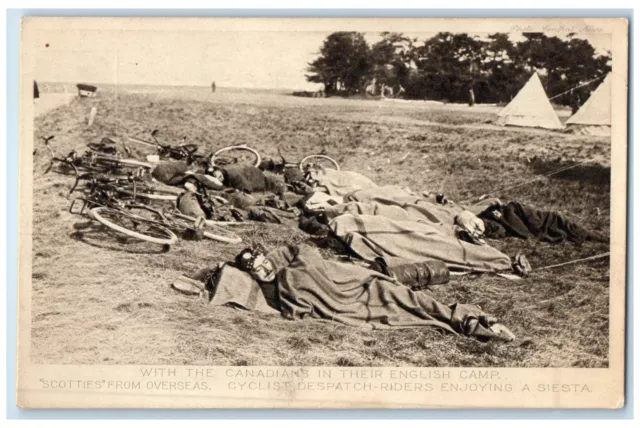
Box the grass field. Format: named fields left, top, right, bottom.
left=31, top=88, right=611, bottom=367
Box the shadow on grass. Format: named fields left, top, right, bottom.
left=528, top=157, right=611, bottom=186
left=69, top=222, right=169, bottom=254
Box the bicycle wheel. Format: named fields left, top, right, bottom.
left=211, top=145, right=261, bottom=168
left=90, top=207, right=178, bottom=246
left=169, top=211, right=243, bottom=244
left=202, top=223, right=242, bottom=244
left=299, top=155, right=340, bottom=172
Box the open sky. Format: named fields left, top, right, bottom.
left=34, top=29, right=611, bottom=90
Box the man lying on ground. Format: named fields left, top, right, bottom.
left=285, top=167, right=529, bottom=274
left=301, top=167, right=378, bottom=197
left=478, top=200, right=608, bottom=244
left=306, top=180, right=496, bottom=225
left=304, top=189, right=492, bottom=245
left=293, top=167, right=496, bottom=234
left=150, top=158, right=300, bottom=225
left=305, top=213, right=526, bottom=275
left=296, top=167, right=600, bottom=249
left=172, top=176, right=306, bottom=228
left=210, top=164, right=287, bottom=196
left=151, top=160, right=223, bottom=190
left=203, top=243, right=516, bottom=342
left=153, top=159, right=289, bottom=202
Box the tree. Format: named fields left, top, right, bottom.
left=514, top=32, right=611, bottom=106
left=306, top=32, right=372, bottom=95
left=481, top=33, right=529, bottom=103
left=304, top=31, right=611, bottom=105
left=369, top=32, right=414, bottom=95
left=409, top=32, right=485, bottom=102
left=557, top=36, right=611, bottom=106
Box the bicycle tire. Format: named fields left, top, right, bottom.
left=169, top=211, right=243, bottom=244
left=202, top=224, right=242, bottom=244
left=90, top=207, right=178, bottom=246
left=211, top=145, right=261, bottom=168
left=299, top=155, right=340, bottom=171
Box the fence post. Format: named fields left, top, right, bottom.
left=88, top=106, right=97, bottom=126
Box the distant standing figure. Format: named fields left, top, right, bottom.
left=571, top=94, right=581, bottom=115
left=211, top=81, right=216, bottom=93
left=33, top=80, right=40, bottom=99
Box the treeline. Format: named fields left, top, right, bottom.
left=305, top=32, right=611, bottom=106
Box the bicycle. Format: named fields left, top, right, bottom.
left=71, top=181, right=243, bottom=247
left=70, top=171, right=182, bottom=202
left=210, top=144, right=262, bottom=168
left=86, top=137, right=121, bottom=156
left=42, top=135, right=152, bottom=177
left=70, top=185, right=179, bottom=248
left=126, top=129, right=211, bottom=168
left=299, top=154, right=340, bottom=172
left=259, top=149, right=340, bottom=174
left=160, top=208, right=243, bottom=244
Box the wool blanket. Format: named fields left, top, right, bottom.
left=266, top=244, right=500, bottom=339
left=309, top=169, right=378, bottom=197
left=329, top=214, right=512, bottom=272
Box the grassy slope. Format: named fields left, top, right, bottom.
left=31, top=92, right=611, bottom=367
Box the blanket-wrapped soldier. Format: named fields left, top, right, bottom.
left=230, top=244, right=515, bottom=341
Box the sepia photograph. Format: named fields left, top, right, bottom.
left=17, top=16, right=628, bottom=409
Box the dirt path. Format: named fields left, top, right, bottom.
left=35, top=94, right=75, bottom=117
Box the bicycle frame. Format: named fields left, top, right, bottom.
left=69, top=192, right=126, bottom=216
left=71, top=181, right=241, bottom=245
left=128, top=132, right=208, bottom=166
left=70, top=192, right=170, bottom=228
left=47, top=149, right=150, bottom=184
